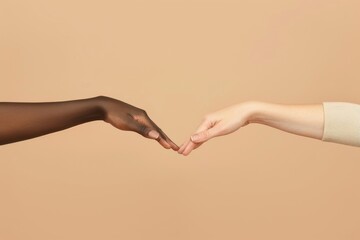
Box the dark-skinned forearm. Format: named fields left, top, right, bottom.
left=0, top=97, right=104, bottom=145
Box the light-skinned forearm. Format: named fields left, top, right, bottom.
left=247, top=102, right=324, bottom=140
left=179, top=101, right=325, bottom=156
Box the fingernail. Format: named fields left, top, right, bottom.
left=190, top=135, right=198, bottom=142
left=148, top=130, right=160, bottom=139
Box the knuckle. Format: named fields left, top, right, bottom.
left=140, top=109, right=148, bottom=116
left=139, top=125, right=148, bottom=135
left=135, top=109, right=147, bottom=117
left=216, top=124, right=225, bottom=133
left=203, top=131, right=210, bottom=138
left=204, top=114, right=214, bottom=122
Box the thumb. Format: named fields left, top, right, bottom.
left=190, top=128, right=217, bottom=143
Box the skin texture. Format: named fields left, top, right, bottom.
left=0, top=96, right=179, bottom=150
left=178, top=101, right=324, bottom=156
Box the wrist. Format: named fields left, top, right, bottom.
left=239, top=101, right=267, bottom=124
left=90, top=96, right=108, bottom=121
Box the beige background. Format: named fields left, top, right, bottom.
left=1, top=0, right=360, bottom=239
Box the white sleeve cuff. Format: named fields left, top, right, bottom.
left=322, top=102, right=360, bottom=147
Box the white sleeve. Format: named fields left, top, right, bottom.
left=322, top=102, right=360, bottom=147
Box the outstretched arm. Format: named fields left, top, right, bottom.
left=179, top=101, right=325, bottom=156
left=0, top=96, right=179, bottom=150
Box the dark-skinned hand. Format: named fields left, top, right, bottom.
left=0, top=96, right=179, bottom=150
left=100, top=96, right=178, bottom=150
